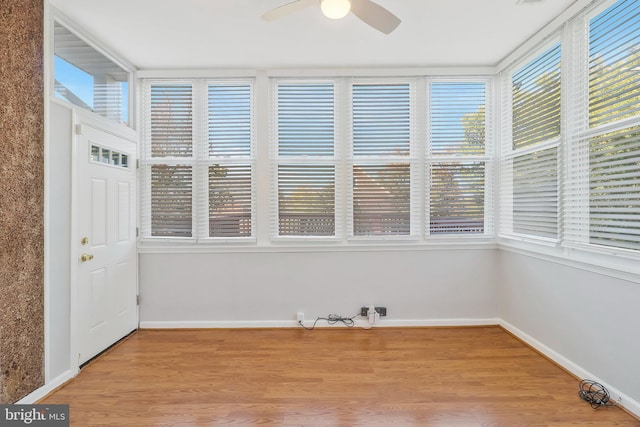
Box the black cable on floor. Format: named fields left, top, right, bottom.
left=579, top=379, right=616, bottom=409
left=298, top=314, right=360, bottom=330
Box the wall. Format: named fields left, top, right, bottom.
left=139, top=248, right=499, bottom=327
left=46, top=102, right=72, bottom=381
left=0, top=0, right=45, bottom=403
left=498, top=250, right=640, bottom=410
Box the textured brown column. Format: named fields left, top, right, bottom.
left=0, top=0, right=45, bottom=403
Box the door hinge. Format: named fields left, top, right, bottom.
left=75, top=124, right=83, bottom=135
left=136, top=295, right=140, bottom=306
left=136, top=227, right=139, bottom=237
left=136, top=159, right=140, bottom=169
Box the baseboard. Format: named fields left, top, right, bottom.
left=15, top=369, right=75, bottom=404
left=499, top=319, right=640, bottom=420
left=139, top=318, right=499, bottom=329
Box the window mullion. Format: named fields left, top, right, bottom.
left=193, top=79, right=209, bottom=241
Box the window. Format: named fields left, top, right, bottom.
left=141, top=76, right=493, bottom=245
left=500, top=43, right=561, bottom=240
left=275, top=83, right=336, bottom=237
left=351, top=83, right=413, bottom=237
left=429, top=81, right=489, bottom=234
left=54, top=22, right=130, bottom=125
left=565, top=0, right=640, bottom=253
left=141, top=80, right=254, bottom=240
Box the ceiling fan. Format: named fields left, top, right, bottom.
left=262, top=0, right=401, bottom=34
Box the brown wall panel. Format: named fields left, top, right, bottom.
left=0, top=0, right=45, bottom=403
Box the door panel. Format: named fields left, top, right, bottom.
left=91, top=178, right=107, bottom=246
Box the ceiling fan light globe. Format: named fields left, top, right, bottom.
left=320, top=0, right=351, bottom=19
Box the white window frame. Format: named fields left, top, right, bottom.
left=347, top=77, right=419, bottom=241
left=139, top=78, right=256, bottom=244
left=497, top=0, right=640, bottom=275
left=562, top=0, right=640, bottom=259
left=498, top=37, right=562, bottom=246
left=270, top=78, right=342, bottom=242
left=139, top=73, right=495, bottom=249
left=427, top=77, right=494, bottom=238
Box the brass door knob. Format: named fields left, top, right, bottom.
left=80, top=253, right=94, bottom=262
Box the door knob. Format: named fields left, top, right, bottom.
left=80, top=253, right=94, bottom=262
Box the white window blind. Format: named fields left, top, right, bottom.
left=430, top=162, right=485, bottom=234
left=351, top=83, right=413, bottom=237
left=429, top=81, right=488, bottom=234
left=589, top=0, right=640, bottom=127
left=588, top=126, right=640, bottom=250
left=564, top=0, right=640, bottom=254
left=144, top=83, right=194, bottom=237
left=512, top=44, right=561, bottom=149
left=150, top=165, right=192, bottom=237
left=275, top=83, right=336, bottom=237
left=501, top=43, right=560, bottom=241
left=430, top=82, right=486, bottom=156
left=141, top=80, right=255, bottom=240
left=149, top=84, right=193, bottom=158
left=207, top=84, right=253, bottom=238
left=513, top=148, right=558, bottom=238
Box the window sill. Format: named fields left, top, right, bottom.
left=137, top=237, right=497, bottom=254
left=498, top=238, right=640, bottom=283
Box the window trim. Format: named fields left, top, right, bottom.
left=139, top=74, right=496, bottom=249
left=139, top=78, right=257, bottom=243
left=496, top=0, right=640, bottom=265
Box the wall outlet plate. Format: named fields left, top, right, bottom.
left=360, top=306, right=387, bottom=316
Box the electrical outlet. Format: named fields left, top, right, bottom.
left=296, top=312, right=304, bottom=323
left=360, top=306, right=387, bottom=317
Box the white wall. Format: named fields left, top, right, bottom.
left=139, top=248, right=499, bottom=327
left=46, top=102, right=72, bottom=380
left=498, top=249, right=640, bottom=409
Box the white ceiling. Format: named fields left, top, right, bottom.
left=49, top=0, right=580, bottom=70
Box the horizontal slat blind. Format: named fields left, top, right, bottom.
left=208, top=85, right=252, bottom=157
left=512, top=43, right=561, bottom=149
left=276, top=82, right=335, bottom=237
left=430, top=162, right=484, bottom=234
left=150, top=165, right=192, bottom=237
left=588, top=126, right=640, bottom=250
left=564, top=0, right=640, bottom=254
left=207, top=83, right=254, bottom=238
left=278, top=165, right=335, bottom=236
left=513, top=148, right=558, bottom=238
left=430, top=82, right=486, bottom=155
left=278, top=84, right=334, bottom=157
left=501, top=40, right=561, bottom=242
left=149, top=84, right=193, bottom=157
left=353, top=84, right=410, bottom=156
left=353, top=164, right=410, bottom=236
left=589, top=0, right=640, bottom=127
left=352, top=83, right=412, bottom=237
left=429, top=81, right=488, bottom=235
left=209, top=164, right=252, bottom=238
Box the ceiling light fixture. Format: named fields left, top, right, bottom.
left=320, top=0, right=351, bottom=19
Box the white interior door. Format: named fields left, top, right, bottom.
left=74, top=122, right=138, bottom=365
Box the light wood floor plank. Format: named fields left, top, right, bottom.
left=41, top=327, right=639, bottom=426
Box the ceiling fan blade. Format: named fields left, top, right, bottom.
left=262, top=0, right=317, bottom=21
left=350, top=0, right=401, bottom=34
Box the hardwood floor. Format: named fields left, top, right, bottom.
left=41, top=327, right=639, bottom=426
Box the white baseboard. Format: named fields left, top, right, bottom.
left=139, top=317, right=500, bottom=329
left=15, top=369, right=75, bottom=404
left=499, top=319, right=640, bottom=419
